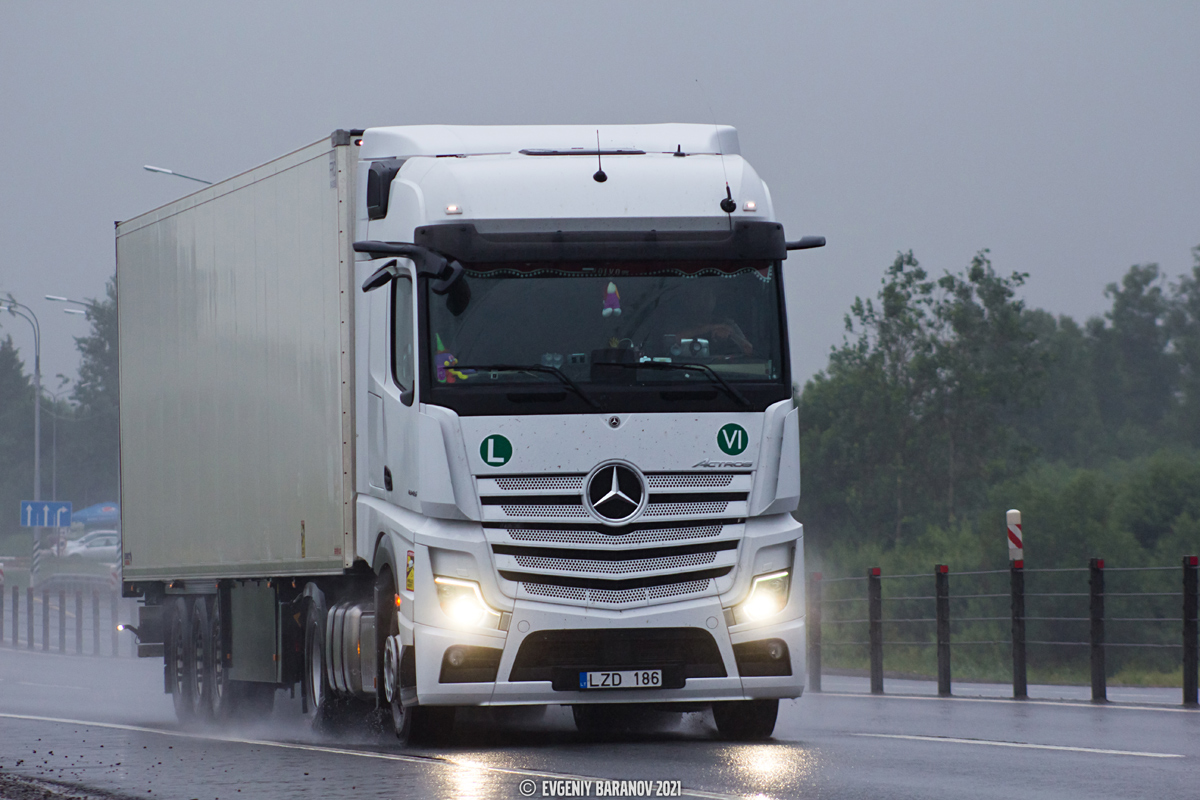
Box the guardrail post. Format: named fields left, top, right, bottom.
left=42, top=590, right=50, bottom=651
left=110, top=593, right=119, bottom=657
left=26, top=587, right=34, bottom=650
left=92, top=592, right=100, bottom=656
left=0, top=586, right=4, bottom=643
left=1089, top=557, right=1106, bottom=702
left=58, top=590, right=65, bottom=652
left=868, top=567, right=883, bottom=694
left=935, top=565, right=951, bottom=696
left=807, top=572, right=822, bottom=692
left=75, top=591, right=83, bottom=654
left=12, top=587, right=19, bottom=647
left=1011, top=561, right=1026, bottom=698
left=1183, top=555, right=1198, bottom=707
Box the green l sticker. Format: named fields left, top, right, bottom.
left=480, top=434, right=513, bottom=466
left=717, top=423, right=749, bottom=455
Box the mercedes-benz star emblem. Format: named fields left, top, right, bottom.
left=585, top=463, right=646, bottom=525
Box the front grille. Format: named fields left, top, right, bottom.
left=646, top=474, right=733, bottom=489
left=504, top=524, right=722, bottom=546
left=521, top=578, right=713, bottom=605
left=509, top=628, right=727, bottom=683
left=500, top=504, right=588, bottom=518
left=514, top=550, right=718, bottom=574
left=644, top=501, right=728, bottom=516
left=479, top=470, right=750, bottom=606
left=496, top=475, right=585, bottom=492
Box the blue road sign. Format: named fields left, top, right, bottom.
left=20, top=500, right=72, bottom=528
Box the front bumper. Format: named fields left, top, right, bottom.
left=412, top=584, right=806, bottom=707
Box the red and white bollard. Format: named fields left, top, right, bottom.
left=1007, top=509, right=1023, bottom=567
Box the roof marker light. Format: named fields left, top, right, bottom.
left=445, top=204, right=462, bottom=215
left=742, top=200, right=757, bottom=212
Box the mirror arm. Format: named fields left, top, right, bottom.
left=354, top=240, right=464, bottom=294
left=785, top=236, right=826, bottom=251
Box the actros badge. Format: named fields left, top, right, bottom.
left=585, top=462, right=647, bottom=525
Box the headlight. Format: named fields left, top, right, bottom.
left=434, top=576, right=503, bottom=630
left=736, top=570, right=790, bottom=624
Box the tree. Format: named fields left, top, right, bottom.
left=0, top=335, right=33, bottom=542
left=1087, top=264, right=1175, bottom=451
left=799, top=251, right=1042, bottom=550
left=1167, top=247, right=1200, bottom=446
left=68, top=277, right=120, bottom=504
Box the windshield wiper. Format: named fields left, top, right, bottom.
left=599, top=361, right=752, bottom=409
left=453, top=364, right=601, bottom=410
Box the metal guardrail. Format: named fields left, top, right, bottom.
left=806, top=555, right=1200, bottom=706
left=1, top=585, right=132, bottom=657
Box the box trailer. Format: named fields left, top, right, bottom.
left=117, top=125, right=824, bottom=741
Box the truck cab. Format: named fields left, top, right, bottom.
left=351, top=125, right=810, bottom=740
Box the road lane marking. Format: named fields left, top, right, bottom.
left=0, top=712, right=750, bottom=800
left=17, top=681, right=88, bottom=691
left=853, top=733, right=1183, bottom=758
left=820, top=690, right=1199, bottom=714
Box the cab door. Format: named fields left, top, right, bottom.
left=366, top=265, right=419, bottom=511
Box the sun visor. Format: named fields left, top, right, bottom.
left=413, top=220, right=787, bottom=262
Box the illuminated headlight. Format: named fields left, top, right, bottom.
left=434, top=577, right=503, bottom=630
left=736, top=570, right=791, bottom=624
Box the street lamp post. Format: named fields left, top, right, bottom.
left=44, top=377, right=72, bottom=502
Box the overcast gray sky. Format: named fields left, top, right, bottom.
left=1, top=1, right=1197, bottom=389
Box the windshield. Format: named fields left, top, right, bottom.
left=424, top=260, right=788, bottom=414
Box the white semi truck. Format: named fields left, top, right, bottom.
left=116, top=124, right=824, bottom=741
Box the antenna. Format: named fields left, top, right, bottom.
left=593, top=130, right=607, bottom=183
left=695, top=79, right=735, bottom=218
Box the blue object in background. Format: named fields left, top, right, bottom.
left=20, top=500, right=72, bottom=528
left=71, top=502, right=120, bottom=527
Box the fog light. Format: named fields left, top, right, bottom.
left=434, top=576, right=503, bottom=630
left=766, top=639, right=786, bottom=660
left=737, top=570, right=791, bottom=624
left=446, top=646, right=467, bottom=668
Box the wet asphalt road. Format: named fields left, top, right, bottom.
left=1, top=647, right=1197, bottom=799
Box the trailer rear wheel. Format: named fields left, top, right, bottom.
left=208, top=592, right=235, bottom=720
left=167, top=597, right=195, bottom=722
left=711, top=698, right=778, bottom=741
left=189, top=599, right=214, bottom=720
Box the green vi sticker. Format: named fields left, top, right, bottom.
left=717, top=423, right=749, bottom=456
left=480, top=434, right=513, bottom=466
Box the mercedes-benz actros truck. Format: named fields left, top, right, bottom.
left=117, top=124, right=823, bottom=741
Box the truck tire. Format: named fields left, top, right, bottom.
left=189, top=599, right=214, bottom=720
left=302, top=597, right=330, bottom=726
left=711, top=699, right=778, bottom=741
left=167, top=597, right=195, bottom=723
left=408, top=706, right=456, bottom=745
left=208, top=592, right=235, bottom=720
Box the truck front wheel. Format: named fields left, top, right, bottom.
left=302, top=597, right=329, bottom=725
left=711, top=699, right=778, bottom=741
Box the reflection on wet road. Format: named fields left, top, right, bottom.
left=1, top=649, right=1196, bottom=799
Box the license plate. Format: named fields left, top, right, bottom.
left=579, top=669, right=662, bottom=689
